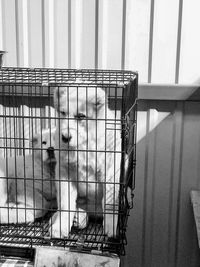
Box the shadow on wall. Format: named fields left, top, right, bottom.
left=122, top=99, right=200, bottom=267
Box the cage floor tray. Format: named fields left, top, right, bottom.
left=0, top=217, right=120, bottom=255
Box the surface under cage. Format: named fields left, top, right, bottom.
left=0, top=68, right=137, bottom=258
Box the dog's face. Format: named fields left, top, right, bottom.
left=32, top=128, right=56, bottom=163
left=54, top=87, right=106, bottom=162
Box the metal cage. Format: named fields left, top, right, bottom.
left=0, top=68, right=137, bottom=259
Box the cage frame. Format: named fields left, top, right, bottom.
left=0, top=67, right=138, bottom=259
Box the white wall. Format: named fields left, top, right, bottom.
left=1, top=0, right=200, bottom=84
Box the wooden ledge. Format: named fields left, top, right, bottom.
left=139, top=84, right=200, bottom=101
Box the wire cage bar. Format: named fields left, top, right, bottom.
left=0, top=67, right=137, bottom=258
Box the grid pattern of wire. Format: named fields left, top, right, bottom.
left=0, top=68, right=136, bottom=87
left=0, top=68, right=137, bottom=258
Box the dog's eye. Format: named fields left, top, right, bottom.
left=60, top=111, right=67, bottom=116
left=75, top=113, right=86, bottom=120
left=42, top=141, right=47, bottom=145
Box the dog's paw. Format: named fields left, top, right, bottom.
left=49, top=212, right=71, bottom=238
left=73, top=208, right=88, bottom=229
left=103, top=214, right=118, bottom=237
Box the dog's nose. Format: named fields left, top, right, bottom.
left=62, top=134, right=72, bottom=143
left=47, top=146, right=55, bottom=158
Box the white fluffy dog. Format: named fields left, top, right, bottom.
left=0, top=128, right=57, bottom=223
left=49, top=86, right=121, bottom=238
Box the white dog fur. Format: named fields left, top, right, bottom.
left=49, top=86, right=121, bottom=238
left=0, top=128, right=57, bottom=223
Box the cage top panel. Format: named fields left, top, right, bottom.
left=0, top=67, right=137, bottom=87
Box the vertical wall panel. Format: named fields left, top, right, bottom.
left=41, top=0, right=54, bottom=68
left=176, top=102, right=200, bottom=266
left=0, top=0, right=3, bottom=49
left=15, top=0, right=29, bottom=67
left=121, top=0, right=126, bottom=70
left=126, top=107, right=148, bottom=266
left=142, top=108, right=159, bottom=266
left=1, top=0, right=17, bottom=66
left=48, top=0, right=55, bottom=67
left=175, top=0, right=183, bottom=84
left=122, top=100, right=200, bottom=267
left=179, top=0, right=200, bottom=83
left=150, top=104, right=174, bottom=266
left=151, top=0, right=179, bottom=83
left=28, top=0, right=43, bottom=67
left=98, top=0, right=123, bottom=69
left=125, top=0, right=151, bottom=82
left=70, top=0, right=81, bottom=69
left=81, top=0, right=96, bottom=69
left=54, top=0, right=69, bottom=68
left=167, top=102, right=183, bottom=266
